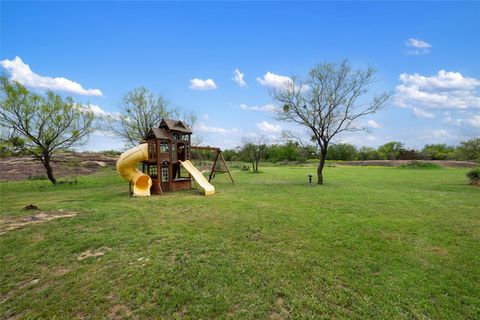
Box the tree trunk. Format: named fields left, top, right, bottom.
left=43, top=154, right=57, bottom=184
left=317, top=149, right=327, bottom=185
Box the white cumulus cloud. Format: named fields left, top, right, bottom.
left=366, top=120, right=382, bottom=128
left=465, top=115, right=480, bottom=128
left=444, top=115, right=480, bottom=129
left=256, top=121, right=282, bottom=134
left=430, top=129, right=453, bottom=139
left=0, top=56, right=103, bottom=96
left=406, top=38, right=432, bottom=55
left=195, top=122, right=239, bottom=134
left=189, top=78, right=217, bottom=90
left=232, top=68, right=246, bottom=87
left=256, top=71, right=309, bottom=92
left=406, top=38, right=431, bottom=49
left=83, top=104, right=110, bottom=117
left=393, top=70, right=480, bottom=119
left=80, top=104, right=120, bottom=120
left=412, top=107, right=435, bottom=118
left=256, top=72, right=293, bottom=89
left=240, top=103, right=277, bottom=112
left=92, top=130, right=116, bottom=138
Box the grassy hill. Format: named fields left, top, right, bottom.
left=1, top=166, right=479, bottom=319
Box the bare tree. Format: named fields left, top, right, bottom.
left=0, top=77, right=96, bottom=184
left=240, top=136, right=268, bottom=172
left=182, top=112, right=203, bottom=146
left=109, top=87, right=178, bottom=146
left=273, top=60, right=389, bottom=184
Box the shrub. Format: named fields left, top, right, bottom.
left=378, top=141, right=404, bottom=160
left=457, top=138, right=480, bottom=162
left=398, top=161, right=441, bottom=169
left=466, top=168, right=480, bottom=186
left=326, top=143, right=357, bottom=161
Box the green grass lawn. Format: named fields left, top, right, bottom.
left=1, top=166, right=479, bottom=319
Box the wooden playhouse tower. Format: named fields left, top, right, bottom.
left=143, top=119, right=193, bottom=195
left=139, top=118, right=234, bottom=196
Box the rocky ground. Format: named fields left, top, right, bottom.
left=0, top=152, right=119, bottom=181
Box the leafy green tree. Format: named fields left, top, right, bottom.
left=0, top=77, right=96, bottom=184
left=326, top=143, right=357, bottom=160
left=356, top=146, right=380, bottom=160
left=240, top=137, right=267, bottom=172
left=273, top=60, right=389, bottom=184
left=457, top=138, right=480, bottom=162
left=222, top=148, right=240, bottom=161
left=298, top=144, right=318, bottom=162
left=264, top=144, right=281, bottom=163
left=422, top=144, right=455, bottom=160
left=265, top=141, right=300, bottom=162
left=281, top=141, right=301, bottom=161
left=378, top=141, right=404, bottom=160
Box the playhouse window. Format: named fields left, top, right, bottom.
left=148, top=142, right=157, bottom=160
left=161, top=167, right=169, bottom=182
left=160, top=141, right=169, bottom=153
left=149, top=166, right=157, bottom=177
left=173, top=132, right=181, bottom=140
left=182, top=134, right=189, bottom=141
left=172, top=144, right=177, bottom=162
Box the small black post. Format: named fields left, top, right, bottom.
left=308, top=174, right=313, bottom=184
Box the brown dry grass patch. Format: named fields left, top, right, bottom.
left=0, top=211, right=78, bottom=235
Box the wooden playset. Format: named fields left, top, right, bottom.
left=116, top=118, right=233, bottom=196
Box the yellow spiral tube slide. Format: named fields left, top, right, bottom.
left=116, top=143, right=152, bottom=196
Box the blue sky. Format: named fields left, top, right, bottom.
left=1, top=1, right=479, bottom=151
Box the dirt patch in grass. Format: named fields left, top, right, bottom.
left=269, top=311, right=284, bottom=320
left=429, top=246, right=449, bottom=255
left=108, top=304, right=132, bottom=320
left=269, top=296, right=289, bottom=319
left=77, top=246, right=112, bottom=260
left=227, top=304, right=240, bottom=317
left=0, top=211, right=78, bottom=235
left=51, top=267, right=71, bottom=277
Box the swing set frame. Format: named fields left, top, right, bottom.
left=190, top=146, right=235, bottom=185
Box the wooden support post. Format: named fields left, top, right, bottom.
left=156, top=139, right=163, bottom=195
left=209, top=150, right=221, bottom=182
left=219, top=151, right=235, bottom=185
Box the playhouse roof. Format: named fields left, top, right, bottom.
left=159, top=119, right=192, bottom=134
left=147, top=127, right=170, bottom=140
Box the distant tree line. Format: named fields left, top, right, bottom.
left=215, top=138, right=479, bottom=170
left=334, top=139, right=480, bottom=162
